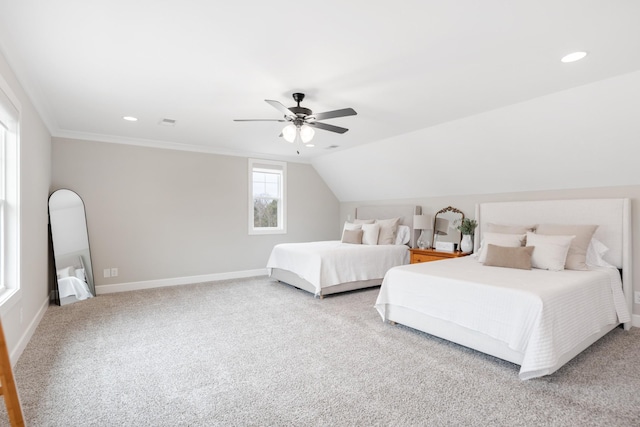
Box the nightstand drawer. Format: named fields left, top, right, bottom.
left=409, top=248, right=469, bottom=264
left=411, top=253, right=443, bottom=263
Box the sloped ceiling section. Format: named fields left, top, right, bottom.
left=312, top=70, right=640, bottom=202
left=0, top=1, right=640, bottom=162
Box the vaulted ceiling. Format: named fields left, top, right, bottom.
left=1, top=1, right=639, bottom=163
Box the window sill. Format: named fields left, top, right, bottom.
left=249, top=229, right=287, bottom=235
left=0, top=288, right=21, bottom=316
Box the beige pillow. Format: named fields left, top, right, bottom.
left=375, top=217, right=401, bottom=245
left=362, top=223, right=380, bottom=245
left=486, top=223, right=536, bottom=234
left=354, top=218, right=375, bottom=224
left=477, top=232, right=526, bottom=263
left=536, top=224, right=598, bottom=270
left=483, top=244, right=534, bottom=270
left=341, top=229, right=363, bottom=244
left=341, top=222, right=362, bottom=241
left=526, top=232, right=574, bottom=271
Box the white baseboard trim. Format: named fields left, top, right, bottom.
left=10, top=296, right=49, bottom=367
left=632, top=314, right=640, bottom=328
left=95, top=268, right=269, bottom=295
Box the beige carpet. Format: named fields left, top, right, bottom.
left=2, top=276, right=640, bottom=426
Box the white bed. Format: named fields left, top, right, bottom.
left=268, top=205, right=421, bottom=297
left=375, top=198, right=633, bottom=380
left=56, top=256, right=93, bottom=301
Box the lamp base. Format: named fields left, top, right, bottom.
left=417, top=230, right=432, bottom=249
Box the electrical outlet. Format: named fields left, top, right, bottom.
left=111, top=267, right=118, bottom=277
left=103, top=268, right=111, bottom=278
left=635, top=291, right=640, bottom=305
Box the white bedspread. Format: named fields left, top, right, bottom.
left=375, top=257, right=630, bottom=379
left=267, top=241, right=409, bottom=295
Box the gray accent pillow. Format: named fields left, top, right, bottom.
left=341, top=229, right=363, bottom=244
left=535, top=224, right=598, bottom=270
left=483, top=244, right=534, bottom=270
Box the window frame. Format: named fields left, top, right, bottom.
left=248, top=158, right=287, bottom=235
left=0, top=73, right=21, bottom=312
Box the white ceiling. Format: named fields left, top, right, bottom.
left=1, top=1, right=639, bottom=162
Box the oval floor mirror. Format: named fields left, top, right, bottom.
left=49, top=189, right=95, bottom=305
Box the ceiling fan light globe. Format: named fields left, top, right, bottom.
left=300, top=125, right=315, bottom=143
left=282, top=124, right=297, bottom=142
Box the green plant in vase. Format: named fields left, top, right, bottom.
left=456, top=218, right=477, bottom=253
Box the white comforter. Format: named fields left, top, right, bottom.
left=375, top=257, right=630, bottom=380
left=58, top=276, right=93, bottom=300
left=267, top=241, right=409, bottom=295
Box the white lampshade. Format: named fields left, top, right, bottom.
left=299, top=124, right=315, bottom=143
left=413, top=215, right=432, bottom=230
left=282, top=124, right=297, bottom=143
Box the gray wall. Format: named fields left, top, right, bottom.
left=340, top=185, right=640, bottom=316
left=0, top=51, right=51, bottom=362
left=52, top=138, right=340, bottom=286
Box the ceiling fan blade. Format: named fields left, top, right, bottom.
left=311, top=108, right=357, bottom=121
left=265, top=99, right=297, bottom=117
left=234, top=119, right=286, bottom=122
left=307, top=121, right=349, bottom=134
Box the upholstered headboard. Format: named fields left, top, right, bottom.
left=356, top=205, right=422, bottom=248
left=474, top=198, right=632, bottom=328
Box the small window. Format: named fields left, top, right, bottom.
left=248, top=159, right=286, bottom=235
left=0, top=75, right=20, bottom=306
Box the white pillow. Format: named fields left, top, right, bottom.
left=477, top=232, right=526, bottom=263
left=362, top=223, right=380, bottom=245
left=75, top=268, right=86, bottom=281
left=526, top=232, right=575, bottom=271
left=56, top=266, right=76, bottom=280
left=394, top=225, right=410, bottom=245
left=586, top=238, right=615, bottom=268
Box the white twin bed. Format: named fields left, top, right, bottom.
left=56, top=256, right=93, bottom=301
left=375, top=198, right=633, bottom=380
left=267, top=205, right=421, bottom=297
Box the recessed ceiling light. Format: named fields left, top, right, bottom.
left=561, top=51, right=587, bottom=63
left=159, top=118, right=176, bottom=126
left=122, top=116, right=138, bottom=122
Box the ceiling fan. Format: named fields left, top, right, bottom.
left=234, top=93, right=357, bottom=145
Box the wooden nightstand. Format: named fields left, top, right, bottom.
left=410, top=248, right=469, bottom=264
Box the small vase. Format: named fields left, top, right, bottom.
left=460, top=234, right=473, bottom=254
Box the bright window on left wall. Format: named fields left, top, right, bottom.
left=0, top=74, right=20, bottom=307
left=248, top=158, right=286, bottom=235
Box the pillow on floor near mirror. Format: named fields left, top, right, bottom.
left=483, top=244, right=534, bottom=270
left=526, top=232, right=575, bottom=271
left=535, top=224, right=598, bottom=271
left=477, top=232, right=527, bottom=263
left=362, top=223, right=381, bottom=245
